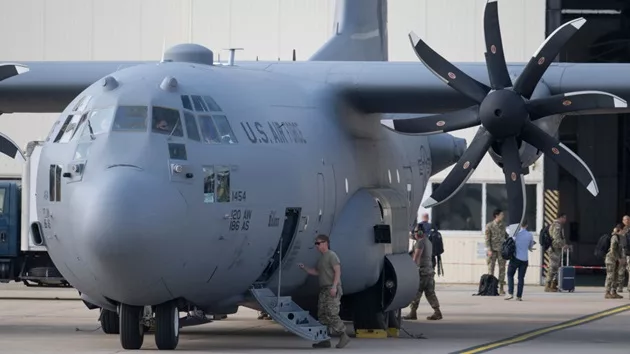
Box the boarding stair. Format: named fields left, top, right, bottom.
left=249, top=236, right=330, bottom=343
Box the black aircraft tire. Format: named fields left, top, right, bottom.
left=119, top=304, right=144, bottom=350
left=101, top=309, right=120, bottom=334
left=155, top=302, right=179, bottom=350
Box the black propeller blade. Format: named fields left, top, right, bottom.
left=393, top=105, right=480, bottom=135
left=408, top=32, right=491, bottom=104
left=0, top=63, right=29, bottom=82
left=512, top=17, right=586, bottom=99
left=526, top=91, right=626, bottom=120
left=483, top=0, right=512, bottom=90
left=401, top=0, right=628, bottom=237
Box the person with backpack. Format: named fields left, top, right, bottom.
left=606, top=224, right=626, bottom=299
left=615, top=215, right=630, bottom=294
left=485, top=209, right=508, bottom=295
left=403, top=227, right=442, bottom=321
left=505, top=219, right=535, bottom=301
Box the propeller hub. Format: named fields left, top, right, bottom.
left=479, top=89, right=528, bottom=139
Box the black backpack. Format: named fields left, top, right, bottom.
left=428, top=228, right=444, bottom=276
left=539, top=225, right=552, bottom=250
left=473, top=274, right=499, bottom=296
left=594, top=233, right=612, bottom=258
left=501, top=236, right=516, bottom=261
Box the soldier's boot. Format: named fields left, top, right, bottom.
left=544, top=281, right=553, bottom=292
left=550, top=281, right=559, bottom=292
left=403, top=309, right=417, bottom=320
left=612, top=290, right=623, bottom=299
left=617, top=287, right=623, bottom=293
left=499, top=284, right=505, bottom=295
left=336, top=333, right=350, bottom=348
left=605, top=291, right=613, bottom=299
left=312, top=340, right=331, bottom=348
left=427, top=308, right=442, bottom=320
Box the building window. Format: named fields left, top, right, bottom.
left=431, top=183, right=482, bottom=231
left=485, top=183, right=537, bottom=228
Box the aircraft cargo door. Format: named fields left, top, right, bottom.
left=317, top=164, right=336, bottom=234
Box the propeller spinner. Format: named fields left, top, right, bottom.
left=394, top=0, right=628, bottom=236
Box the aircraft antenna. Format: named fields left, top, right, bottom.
left=223, top=48, right=243, bottom=66
left=292, top=49, right=296, bottom=61
left=160, top=37, right=166, bottom=63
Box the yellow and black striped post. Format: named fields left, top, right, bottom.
left=542, top=189, right=560, bottom=284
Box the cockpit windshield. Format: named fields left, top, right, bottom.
left=152, top=107, right=183, bottom=137
left=79, top=107, right=115, bottom=139
left=112, top=106, right=148, bottom=131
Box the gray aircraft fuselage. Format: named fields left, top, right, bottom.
left=36, top=60, right=462, bottom=312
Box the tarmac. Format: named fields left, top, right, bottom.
left=1, top=282, right=629, bottom=353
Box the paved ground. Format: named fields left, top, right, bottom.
left=0, top=283, right=628, bottom=353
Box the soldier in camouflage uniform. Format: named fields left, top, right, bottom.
left=606, top=224, right=625, bottom=299
left=403, top=227, right=442, bottom=321
left=298, top=234, right=350, bottom=349
left=616, top=215, right=629, bottom=293
left=545, top=213, right=568, bottom=292
left=485, top=209, right=508, bottom=295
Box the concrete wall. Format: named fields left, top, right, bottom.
left=0, top=0, right=547, bottom=283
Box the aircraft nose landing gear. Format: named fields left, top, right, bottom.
left=154, top=300, right=180, bottom=350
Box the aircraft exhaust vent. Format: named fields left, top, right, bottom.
left=163, top=44, right=214, bottom=66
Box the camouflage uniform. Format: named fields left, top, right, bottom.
left=485, top=220, right=507, bottom=293
left=404, top=236, right=442, bottom=321
left=616, top=226, right=629, bottom=292
left=313, top=250, right=349, bottom=349
left=605, top=231, right=624, bottom=299
left=544, top=220, right=565, bottom=291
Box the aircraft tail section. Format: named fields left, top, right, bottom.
left=309, top=0, right=388, bottom=61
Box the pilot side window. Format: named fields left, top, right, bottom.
left=212, top=115, right=238, bottom=144
left=54, top=113, right=83, bottom=143
left=72, top=95, right=92, bottom=112
left=198, top=115, right=221, bottom=143
left=216, top=165, right=230, bottom=203
left=48, top=164, right=62, bottom=202
left=191, top=95, right=208, bottom=112
left=152, top=107, right=183, bottom=137
left=112, top=106, right=148, bottom=131
left=203, top=166, right=215, bottom=203
left=183, top=111, right=201, bottom=142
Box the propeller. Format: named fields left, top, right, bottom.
left=0, top=63, right=29, bottom=82
left=396, top=0, right=628, bottom=237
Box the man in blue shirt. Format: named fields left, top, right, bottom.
left=505, top=219, right=535, bottom=301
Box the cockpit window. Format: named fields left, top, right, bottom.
left=181, top=95, right=193, bottom=111
left=112, top=106, right=148, bottom=131
left=203, top=96, right=222, bottom=111
left=72, top=95, right=92, bottom=112
left=152, top=107, right=183, bottom=137
left=183, top=111, right=201, bottom=141
left=54, top=113, right=85, bottom=143
left=191, top=95, right=207, bottom=112
left=198, top=115, right=221, bottom=143
left=212, top=115, right=238, bottom=144
left=80, top=107, right=115, bottom=138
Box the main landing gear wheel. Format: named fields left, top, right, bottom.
left=100, top=308, right=120, bottom=334
left=155, top=301, right=180, bottom=350
left=119, top=304, right=145, bottom=350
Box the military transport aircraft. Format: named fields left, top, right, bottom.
left=0, top=0, right=629, bottom=350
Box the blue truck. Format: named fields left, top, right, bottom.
left=0, top=140, right=68, bottom=288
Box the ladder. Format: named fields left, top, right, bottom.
left=249, top=236, right=330, bottom=342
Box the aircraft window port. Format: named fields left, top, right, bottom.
left=203, top=166, right=215, bottom=203
left=191, top=95, right=209, bottom=112
left=54, top=113, right=84, bottom=143
left=183, top=111, right=201, bottom=141
left=81, top=107, right=115, bottom=138
left=181, top=95, right=193, bottom=110
left=212, top=115, right=238, bottom=144
left=72, top=95, right=92, bottom=112
left=168, top=143, right=187, bottom=160
left=112, top=106, right=148, bottom=131
left=216, top=165, right=230, bottom=203
left=203, top=96, right=222, bottom=111
left=0, top=188, right=5, bottom=214
left=74, top=142, right=92, bottom=160
left=49, top=164, right=62, bottom=202
left=152, top=107, right=184, bottom=137
left=198, top=115, right=222, bottom=144
left=46, top=121, right=60, bottom=142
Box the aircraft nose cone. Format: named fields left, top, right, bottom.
left=72, top=166, right=187, bottom=305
